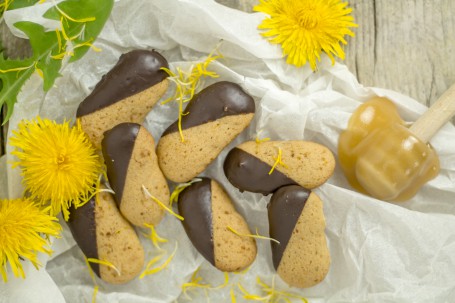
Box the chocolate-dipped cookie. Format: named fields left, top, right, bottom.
left=268, top=185, right=330, bottom=288
left=67, top=187, right=144, bottom=284
left=224, top=140, right=335, bottom=195
left=157, top=81, right=255, bottom=183
left=77, top=49, right=169, bottom=148
left=178, top=178, right=257, bottom=272
left=102, top=123, right=169, bottom=227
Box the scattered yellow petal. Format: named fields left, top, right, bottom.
left=227, top=226, right=280, bottom=244
left=82, top=177, right=114, bottom=209
left=140, top=253, right=166, bottom=278
left=9, top=117, right=103, bottom=221
left=83, top=256, right=99, bottom=303
left=87, top=258, right=121, bottom=277
left=55, top=4, right=96, bottom=23
left=34, top=61, right=44, bottom=79
left=50, top=11, right=100, bottom=61
left=0, top=62, right=34, bottom=73
left=169, top=178, right=202, bottom=206
left=140, top=242, right=178, bottom=278
left=260, top=276, right=309, bottom=302
left=255, top=136, right=271, bottom=144
left=143, top=224, right=168, bottom=250
left=268, top=147, right=288, bottom=175
left=0, top=0, right=11, bottom=12
left=51, top=51, right=74, bottom=60
left=55, top=29, right=63, bottom=52
left=182, top=267, right=230, bottom=300
left=0, top=198, right=61, bottom=282
left=92, top=285, right=99, bottom=303
left=213, top=272, right=230, bottom=290
left=83, top=256, right=97, bottom=284
left=182, top=267, right=211, bottom=299
left=237, top=283, right=270, bottom=301
left=239, top=276, right=309, bottom=303
left=142, top=185, right=184, bottom=221
left=73, top=39, right=102, bottom=52
left=230, top=288, right=237, bottom=303
left=160, top=46, right=222, bottom=142
left=255, top=0, right=358, bottom=71
left=59, top=17, right=72, bottom=41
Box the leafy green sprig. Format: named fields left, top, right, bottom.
left=0, top=0, right=114, bottom=124
left=0, top=0, right=39, bottom=17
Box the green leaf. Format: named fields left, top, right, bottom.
left=0, top=55, right=35, bottom=124
left=0, top=0, right=39, bottom=19
left=14, top=21, right=63, bottom=91
left=0, top=0, right=114, bottom=124
left=44, top=0, right=114, bottom=62
left=8, top=0, right=39, bottom=10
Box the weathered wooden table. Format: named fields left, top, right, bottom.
left=2, top=0, right=455, bottom=156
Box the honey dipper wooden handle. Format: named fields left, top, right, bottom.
left=409, top=83, right=455, bottom=143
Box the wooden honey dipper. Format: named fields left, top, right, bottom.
left=338, top=84, right=455, bottom=201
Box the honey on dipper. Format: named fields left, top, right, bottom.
left=339, top=83, right=455, bottom=201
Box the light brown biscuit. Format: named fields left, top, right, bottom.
left=157, top=114, right=254, bottom=182
left=237, top=140, right=335, bottom=189
left=102, top=123, right=170, bottom=227
left=80, top=80, right=168, bottom=149
left=268, top=187, right=330, bottom=288
left=95, top=190, right=145, bottom=284
left=157, top=81, right=255, bottom=183
left=178, top=178, right=257, bottom=272
left=67, top=188, right=144, bottom=284
left=121, top=127, right=169, bottom=226
left=211, top=180, right=257, bottom=272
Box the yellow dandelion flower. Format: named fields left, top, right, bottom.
left=255, top=0, right=358, bottom=71
left=0, top=198, right=61, bottom=282
left=9, top=117, right=103, bottom=220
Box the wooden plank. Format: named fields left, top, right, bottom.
left=346, top=0, right=455, bottom=107
left=221, top=0, right=455, bottom=106
left=0, top=23, right=32, bottom=156
left=0, top=22, right=33, bottom=59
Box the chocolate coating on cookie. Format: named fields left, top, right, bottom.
left=67, top=197, right=100, bottom=276
left=224, top=148, right=297, bottom=195
left=77, top=50, right=169, bottom=117
left=178, top=178, right=215, bottom=265
left=268, top=185, right=310, bottom=269
left=102, top=123, right=140, bottom=204
left=162, top=81, right=255, bottom=136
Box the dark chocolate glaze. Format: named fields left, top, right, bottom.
left=268, top=185, right=310, bottom=270
left=102, top=123, right=140, bottom=205
left=76, top=49, right=169, bottom=117
left=67, top=196, right=100, bottom=276
left=224, top=148, right=297, bottom=195
left=177, top=178, right=215, bottom=266
left=162, top=81, right=255, bottom=136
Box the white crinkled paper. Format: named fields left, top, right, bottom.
left=1, top=0, right=455, bottom=302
